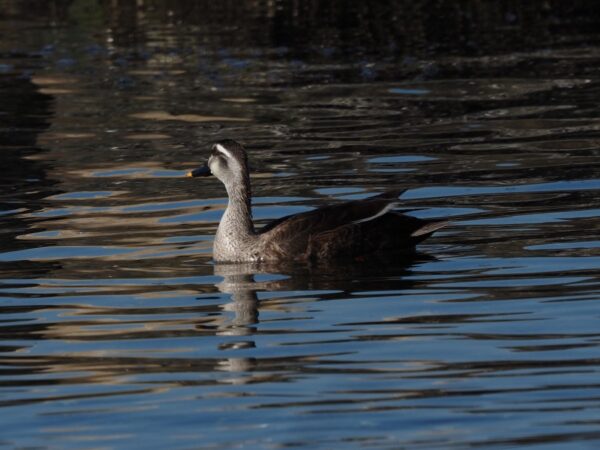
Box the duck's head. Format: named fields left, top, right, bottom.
left=187, top=139, right=249, bottom=187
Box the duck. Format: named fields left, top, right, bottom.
left=187, top=139, right=448, bottom=262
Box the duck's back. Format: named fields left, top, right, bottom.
left=305, top=212, right=446, bottom=260
left=258, top=195, right=447, bottom=261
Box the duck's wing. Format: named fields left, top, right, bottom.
left=307, top=214, right=449, bottom=260
left=258, top=196, right=404, bottom=237
left=258, top=190, right=407, bottom=235
left=256, top=190, right=448, bottom=260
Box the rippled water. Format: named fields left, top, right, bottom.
left=1, top=2, right=600, bottom=448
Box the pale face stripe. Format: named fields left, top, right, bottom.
left=215, top=143, right=234, bottom=159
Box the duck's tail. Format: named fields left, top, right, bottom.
left=411, top=220, right=451, bottom=238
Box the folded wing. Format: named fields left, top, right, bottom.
left=259, top=190, right=447, bottom=260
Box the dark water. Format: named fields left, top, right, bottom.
left=1, top=1, right=600, bottom=448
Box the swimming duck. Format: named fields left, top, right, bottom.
left=187, top=140, right=448, bottom=262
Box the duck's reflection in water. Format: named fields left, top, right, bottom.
left=213, top=264, right=260, bottom=378
left=212, top=255, right=430, bottom=381
left=215, top=264, right=260, bottom=341
left=0, top=254, right=433, bottom=391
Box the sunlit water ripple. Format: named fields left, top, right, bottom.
left=1, top=2, right=600, bottom=449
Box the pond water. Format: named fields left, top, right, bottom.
left=1, top=1, right=600, bottom=448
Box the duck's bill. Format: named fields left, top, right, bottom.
left=186, top=165, right=211, bottom=177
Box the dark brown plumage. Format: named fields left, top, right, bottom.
left=258, top=191, right=448, bottom=260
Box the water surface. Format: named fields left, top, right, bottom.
left=1, top=1, right=600, bottom=448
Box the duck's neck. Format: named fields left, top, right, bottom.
left=220, top=179, right=255, bottom=238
